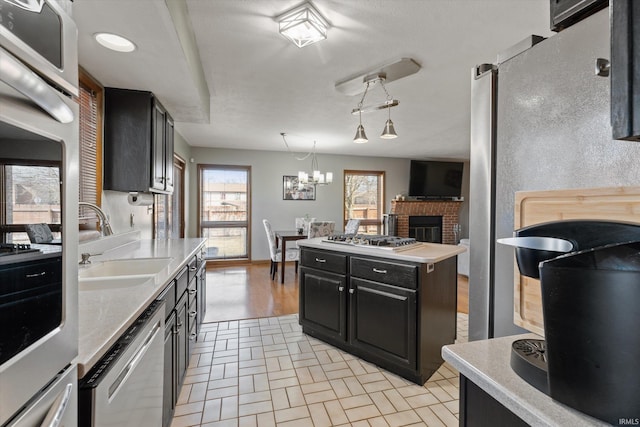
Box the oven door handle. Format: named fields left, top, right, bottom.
left=39, top=383, right=73, bottom=427
left=5, top=0, right=45, bottom=13
left=0, top=46, right=74, bottom=123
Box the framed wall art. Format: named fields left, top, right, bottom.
left=283, top=175, right=315, bottom=200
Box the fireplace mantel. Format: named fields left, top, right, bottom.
left=390, top=200, right=463, bottom=244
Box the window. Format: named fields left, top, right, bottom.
left=1, top=162, right=61, bottom=244
left=198, top=165, right=250, bottom=260
left=344, top=170, right=385, bottom=234
left=77, top=69, right=103, bottom=221
left=154, top=155, right=185, bottom=239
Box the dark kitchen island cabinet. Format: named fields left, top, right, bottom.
left=298, top=239, right=464, bottom=384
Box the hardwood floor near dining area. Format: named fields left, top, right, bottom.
left=203, top=262, right=469, bottom=323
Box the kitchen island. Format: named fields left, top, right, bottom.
left=297, top=237, right=464, bottom=384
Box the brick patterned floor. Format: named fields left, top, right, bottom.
left=171, top=313, right=469, bottom=427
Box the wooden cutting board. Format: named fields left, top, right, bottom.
left=513, top=186, right=640, bottom=336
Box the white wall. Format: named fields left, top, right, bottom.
left=97, top=140, right=470, bottom=257
left=187, top=147, right=470, bottom=261
left=188, top=147, right=406, bottom=260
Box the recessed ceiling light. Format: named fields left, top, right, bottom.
left=94, top=32, right=136, bottom=53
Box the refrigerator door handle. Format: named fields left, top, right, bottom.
left=39, top=383, right=73, bottom=427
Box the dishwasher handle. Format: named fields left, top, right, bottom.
left=40, top=383, right=73, bottom=427
left=108, top=319, right=162, bottom=400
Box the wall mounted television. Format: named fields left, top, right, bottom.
left=408, top=160, right=464, bottom=199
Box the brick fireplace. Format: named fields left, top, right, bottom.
left=390, top=200, right=463, bottom=244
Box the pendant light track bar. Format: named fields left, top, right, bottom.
left=335, top=58, right=421, bottom=96
left=352, top=99, right=399, bottom=114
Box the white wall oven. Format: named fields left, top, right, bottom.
left=0, top=0, right=79, bottom=425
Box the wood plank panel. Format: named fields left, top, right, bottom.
left=513, top=186, right=640, bottom=336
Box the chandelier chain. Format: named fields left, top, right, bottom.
left=281, top=132, right=313, bottom=161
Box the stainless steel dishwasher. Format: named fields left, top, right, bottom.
left=79, top=299, right=165, bottom=426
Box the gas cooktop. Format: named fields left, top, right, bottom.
left=324, top=234, right=421, bottom=251
left=0, top=243, right=40, bottom=257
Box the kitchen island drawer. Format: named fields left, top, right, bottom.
left=350, top=257, right=418, bottom=289
left=301, top=249, right=347, bottom=274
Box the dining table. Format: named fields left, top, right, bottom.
left=274, top=230, right=308, bottom=283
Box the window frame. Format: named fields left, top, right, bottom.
left=343, top=170, right=385, bottom=234
left=197, top=164, right=252, bottom=261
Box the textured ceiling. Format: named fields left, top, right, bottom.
left=73, top=0, right=553, bottom=159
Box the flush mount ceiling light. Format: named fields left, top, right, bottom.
left=352, top=73, right=399, bottom=143
left=281, top=133, right=333, bottom=186
left=94, top=32, right=136, bottom=53
left=275, top=2, right=328, bottom=48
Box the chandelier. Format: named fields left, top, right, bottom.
left=281, top=133, right=333, bottom=186
left=352, top=73, right=398, bottom=143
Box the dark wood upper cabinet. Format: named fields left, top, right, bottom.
left=611, top=0, right=640, bottom=141
left=549, top=0, right=608, bottom=32
left=104, top=88, right=174, bottom=193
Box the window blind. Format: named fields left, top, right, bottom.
left=76, top=74, right=102, bottom=221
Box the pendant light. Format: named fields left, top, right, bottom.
left=354, top=110, right=368, bottom=143
left=351, top=74, right=399, bottom=143
left=380, top=101, right=398, bottom=139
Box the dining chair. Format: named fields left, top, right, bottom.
left=263, top=219, right=299, bottom=280
left=295, top=217, right=316, bottom=234
left=307, top=221, right=336, bottom=238
left=344, top=219, right=361, bottom=234
left=24, top=223, right=55, bottom=244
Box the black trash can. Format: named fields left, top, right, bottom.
left=539, top=240, right=640, bottom=425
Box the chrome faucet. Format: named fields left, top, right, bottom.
left=79, top=202, right=114, bottom=236
left=79, top=252, right=101, bottom=265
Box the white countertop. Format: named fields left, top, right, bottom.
left=297, top=237, right=465, bottom=263
left=77, top=237, right=205, bottom=378
left=442, top=334, right=608, bottom=427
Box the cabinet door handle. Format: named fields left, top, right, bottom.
left=315, top=258, right=326, bottom=263
left=372, top=268, right=387, bottom=274
left=338, top=286, right=344, bottom=292
left=190, top=266, right=197, bottom=272
left=173, top=326, right=180, bottom=335
left=349, top=288, right=354, bottom=294
left=188, top=289, right=196, bottom=295
left=189, top=310, right=197, bottom=318
left=26, top=271, right=46, bottom=278
left=427, top=263, right=435, bottom=273
left=189, top=333, right=197, bottom=341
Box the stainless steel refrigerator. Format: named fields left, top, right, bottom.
left=468, top=8, right=640, bottom=340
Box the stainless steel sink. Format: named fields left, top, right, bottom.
left=79, top=275, right=155, bottom=291
left=78, top=257, right=173, bottom=279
